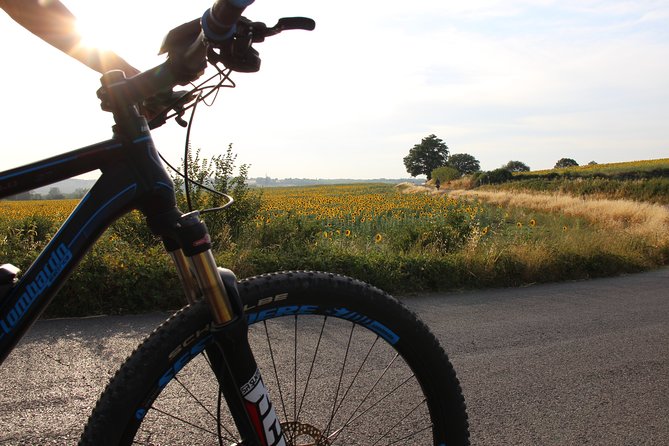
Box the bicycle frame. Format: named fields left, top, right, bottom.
left=0, top=137, right=153, bottom=362
left=0, top=70, right=284, bottom=445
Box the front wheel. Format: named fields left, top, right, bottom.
left=80, top=271, right=469, bottom=445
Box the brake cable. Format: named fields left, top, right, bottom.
left=151, top=16, right=314, bottom=216
left=155, top=64, right=237, bottom=215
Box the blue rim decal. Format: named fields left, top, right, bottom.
left=246, top=305, right=400, bottom=345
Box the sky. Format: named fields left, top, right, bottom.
left=0, top=0, right=667, bottom=180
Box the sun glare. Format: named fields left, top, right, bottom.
left=75, top=19, right=115, bottom=52
left=72, top=9, right=164, bottom=69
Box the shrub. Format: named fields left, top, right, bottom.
left=431, top=166, right=461, bottom=182
left=503, top=160, right=530, bottom=172
left=171, top=144, right=262, bottom=246
left=555, top=158, right=579, bottom=168
left=477, top=168, right=513, bottom=185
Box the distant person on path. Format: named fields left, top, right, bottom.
left=435, top=178, right=441, bottom=190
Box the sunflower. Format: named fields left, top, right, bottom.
left=529, top=219, right=536, bottom=227
left=516, top=222, right=523, bottom=228
left=345, top=229, right=351, bottom=237
left=374, top=233, right=383, bottom=243
left=481, top=226, right=489, bottom=235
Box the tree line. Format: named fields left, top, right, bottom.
left=5, top=187, right=89, bottom=201
left=403, top=134, right=592, bottom=183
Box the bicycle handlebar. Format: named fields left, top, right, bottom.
left=100, top=0, right=313, bottom=119
left=204, top=0, right=255, bottom=43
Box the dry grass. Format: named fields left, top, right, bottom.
left=447, top=189, right=669, bottom=243
left=395, top=182, right=442, bottom=195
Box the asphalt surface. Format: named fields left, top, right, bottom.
left=0, top=268, right=667, bottom=445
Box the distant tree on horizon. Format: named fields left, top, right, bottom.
left=403, top=134, right=449, bottom=180
left=448, top=153, right=480, bottom=175
left=46, top=187, right=64, bottom=200
left=503, top=160, right=531, bottom=172
left=554, top=158, right=579, bottom=169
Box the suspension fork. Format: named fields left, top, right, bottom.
left=150, top=209, right=285, bottom=446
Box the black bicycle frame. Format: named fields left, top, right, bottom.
left=0, top=67, right=284, bottom=445
left=0, top=133, right=173, bottom=363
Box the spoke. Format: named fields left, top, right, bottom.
left=294, top=315, right=298, bottom=424
left=264, top=320, right=289, bottom=423
left=323, top=322, right=356, bottom=438
left=385, top=423, right=433, bottom=446
left=343, top=372, right=417, bottom=428
left=329, top=354, right=408, bottom=445
left=147, top=405, right=220, bottom=437
left=173, top=375, right=217, bottom=423
left=331, top=334, right=380, bottom=422
left=371, top=397, right=429, bottom=446
left=292, top=315, right=298, bottom=446
left=338, top=353, right=399, bottom=430
left=199, top=352, right=238, bottom=441
left=296, top=316, right=328, bottom=421
left=217, top=387, right=238, bottom=444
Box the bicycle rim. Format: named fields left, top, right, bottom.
left=83, top=272, right=469, bottom=445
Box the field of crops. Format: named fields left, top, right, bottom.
left=516, top=158, right=669, bottom=176
left=1, top=182, right=667, bottom=316
left=488, top=158, right=669, bottom=204
left=0, top=199, right=78, bottom=221
left=255, top=184, right=485, bottom=249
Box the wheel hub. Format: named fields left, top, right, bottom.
left=281, top=421, right=332, bottom=446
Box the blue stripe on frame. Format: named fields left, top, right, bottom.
left=0, top=156, right=77, bottom=182
left=69, top=183, right=138, bottom=248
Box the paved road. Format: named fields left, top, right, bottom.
left=0, top=268, right=667, bottom=445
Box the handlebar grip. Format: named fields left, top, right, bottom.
left=203, top=0, right=255, bottom=43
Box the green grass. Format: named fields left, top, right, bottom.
left=486, top=177, right=669, bottom=204
left=484, top=158, right=669, bottom=204
left=516, top=158, right=669, bottom=177
left=2, top=182, right=667, bottom=317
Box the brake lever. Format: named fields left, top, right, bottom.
left=146, top=90, right=197, bottom=129
left=253, top=17, right=316, bottom=42
left=207, top=16, right=315, bottom=72
left=273, top=17, right=316, bottom=33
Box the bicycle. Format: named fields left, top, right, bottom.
left=0, top=1, right=469, bottom=444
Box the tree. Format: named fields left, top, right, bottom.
left=46, top=187, right=64, bottom=200
left=503, top=160, right=530, bottom=172
left=403, top=134, right=449, bottom=180
left=7, top=191, right=34, bottom=200
left=554, top=158, right=579, bottom=169
left=448, top=153, right=480, bottom=175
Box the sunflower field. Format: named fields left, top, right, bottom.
left=253, top=184, right=480, bottom=253
left=1, top=182, right=667, bottom=317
